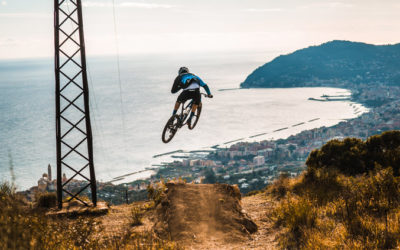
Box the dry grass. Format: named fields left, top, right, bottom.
left=131, top=206, right=145, bottom=226
left=267, top=173, right=291, bottom=199
left=268, top=167, right=400, bottom=249
left=147, top=180, right=167, bottom=206
left=123, top=232, right=180, bottom=249
left=0, top=182, right=180, bottom=249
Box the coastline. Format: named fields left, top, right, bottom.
left=76, top=86, right=360, bottom=188
left=113, top=80, right=400, bottom=195
left=20, top=82, right=400, bottom=205
left=112, top=90, right=368, bottom=185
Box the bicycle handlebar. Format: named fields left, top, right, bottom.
left=201, top=93, right=213, bottom=98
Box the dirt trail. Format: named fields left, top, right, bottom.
left=154, top=183, right=260, bottom=249
left=240, top=194, right=278, bottom=249
left=95, top=184, right=278, bottom=249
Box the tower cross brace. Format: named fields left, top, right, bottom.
left=54, top=0, right=97, bottom=208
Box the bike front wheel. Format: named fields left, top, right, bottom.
left=188, top=104, right=202, bottom=130
left=162, top=115, right=180, bottom=143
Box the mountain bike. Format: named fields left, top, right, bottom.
left=162, top=93, right=211, bottom=143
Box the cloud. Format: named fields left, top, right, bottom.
left=302, top=2, right=354, bottom=9
left=119, top=2, right=173, bottom=8
left=244, top=8, right=283, bottom=12
left=83, top=1, right=174, bottom=9
left=82, top=2, right=111, bottom=7
left=324, top=2, right=353, bottom=8
left=1, top=1, right=7, bottom=6
left=0, top=12, right=48, bottom=18
left=0, top=38, right=18, bottom=47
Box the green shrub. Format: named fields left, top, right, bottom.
left=272, top=167, right=400, bottom=249
left=297, top=167, right=343, bottom=205
left=306, top=131, right=400, bottom=176
left=131, top=206, right=144, bottom=226
left=268, top=174, right=290, bottom=199
left=147, top=180, right=166, bottom=205
left=271, top=131, right=400, bottom=249
left=306, top=137, right=367, bottom=175
left=37, top=192, right=57, bottom=208
left=0, top=182, right=14, bottom=198
left=273, top=196, right=317, bottom=249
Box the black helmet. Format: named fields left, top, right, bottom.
left=179, top=66, right=189, bottom=74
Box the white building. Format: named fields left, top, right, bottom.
left=189, top=159, right=200, bottom=166
left=238, top=178, right=247, bottom=183
left=250, top=178, right=259, bottom=184
left=38, top=174, right=49, bottom=192
left=253, top=155, right=265, bottom=166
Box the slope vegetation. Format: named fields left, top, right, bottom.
left=268, top=131, right=400, bottom=249
left=241, top=40, right=400, bottom=88
left=1, top=180, right=278, bottom=249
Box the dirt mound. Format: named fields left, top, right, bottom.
left=153, top=183, right=257, bottom=247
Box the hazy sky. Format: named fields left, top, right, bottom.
left=0, top=0, right=399, bottom=59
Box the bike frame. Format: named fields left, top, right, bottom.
left=177, top=100, right=193, bottom=127
left=162, top=93, right=208, bottom=143
left=178, top=93, right=207, bottom=127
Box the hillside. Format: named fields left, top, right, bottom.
left=0, top=181, right=278, bottom=249
left=4, top=131, right=400, bottom=249
left=92, top=184, right=279, bottom=249
left=241, top=40, right=400, bottom=88
left=80, top=183, right=278, bottom=249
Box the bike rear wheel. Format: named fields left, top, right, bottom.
left=162, top=115, right=180, bottom=143
left=188, top=104, right=202, bottom=130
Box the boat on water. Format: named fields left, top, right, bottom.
left=308, top=97, right=327, bottom=101
left=308, top=97, right=350, bottom=102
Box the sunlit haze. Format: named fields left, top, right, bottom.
left=0, top=0, right=399, bottom=59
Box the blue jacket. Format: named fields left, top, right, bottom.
left=171, top=73, right=211, bottom=95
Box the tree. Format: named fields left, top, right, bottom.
left=288, top=144, right=297, bottom=153
left=365, top=131, right=400, bottom=176
left=305, top=131, right=400, bottom=176
left=203, top=168, right=217, bottom=184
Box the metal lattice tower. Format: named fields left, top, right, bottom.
left=54, top=0, right=97, bottom=208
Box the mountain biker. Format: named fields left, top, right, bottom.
left=171, top=66, right=213, bottom=125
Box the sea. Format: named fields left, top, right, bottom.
left=0, top=50, right=369, bottom=190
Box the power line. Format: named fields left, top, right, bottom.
left=111, top=0, right=130, bottom=168
left=68, top=0, right=110, bottom=179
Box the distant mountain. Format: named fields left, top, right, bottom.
left=241, top=40, right=400, bottom=88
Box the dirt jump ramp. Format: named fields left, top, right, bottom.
left=154, top=183, right=257, bottom=247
